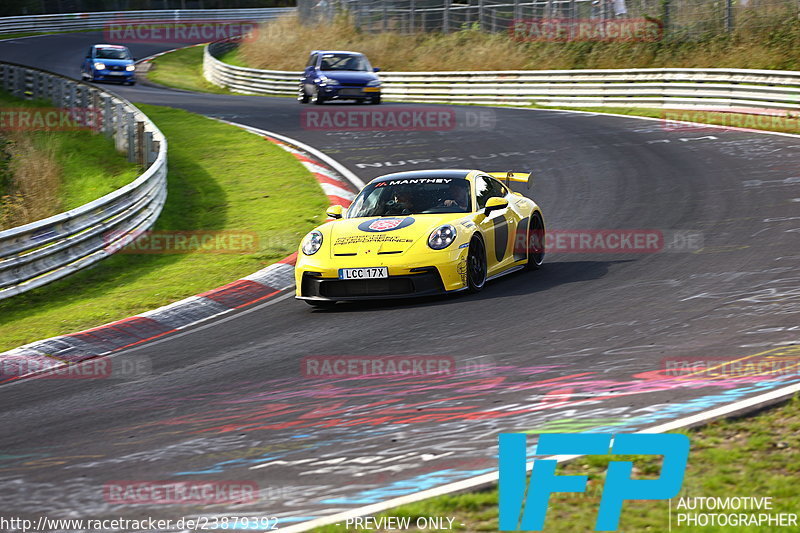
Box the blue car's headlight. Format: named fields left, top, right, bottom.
left=125, top=65, right=135, bottom=72
left=302, top=230, right=323, bottom=255
left=93, top=62, right=106, bottom=70
left=428, top=225, right=457, bottom=250
left=320, top=78, right=340, bottom=86
left=366, top=80, right=381, bottom=87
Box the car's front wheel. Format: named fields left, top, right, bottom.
left=526, top=211, right=545, bottom=270
left=311, top=87, right=325, bottom=105
left=370, top=96, right=381, bottom=105
left=298, top=86, right=310, bottom=104
left=466, top=236, right=487, bottom=292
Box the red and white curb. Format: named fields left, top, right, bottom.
left=0, top=127, right=360, bottom=383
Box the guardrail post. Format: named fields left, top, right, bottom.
left=144, top=130, right=155, bottom=166
left=126, top=112, right=136, bottom=162
left=444, top=0, right=451, bottom=33
left=513, top=0, right=520, bottom=24
left=662, top=0, right=670, bottom=37
left=409, top=0, right=415, bottom=33
left=136, top=121, right=146, bottom=167
left=115, top=103, right=125, bottom=152
left=382, top=0, right=388, bottom=31
left=102, top=95, right=113, bottom=137
left=479, top=0, right=485, bottom=30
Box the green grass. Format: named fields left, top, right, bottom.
left=0, top=104, right=328, bottom=352
left=144, top=45, right=238, bottom=94
left=0, top=90, right=140, bottom=209
left=312, top=395, right=800, bottom=533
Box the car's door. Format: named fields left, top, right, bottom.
left=474, top=175, right=523, bottom=275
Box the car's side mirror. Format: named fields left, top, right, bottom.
left=484, top=196, right=508, bottom=215
left=326, top=205, right=344, bottom=219
left=373, top=67, right=381, bottom=72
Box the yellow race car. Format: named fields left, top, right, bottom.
left=295, top=169, right=545, bottom=307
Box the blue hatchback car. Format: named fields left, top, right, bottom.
left=298, top=50, right=381, bottom=105
left=81, top=44, right=136, bottom=85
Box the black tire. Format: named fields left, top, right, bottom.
left=305, top=299, right=337, bottom=309
left=526, top=211, right=545, bottom=270
left=370, top=96, right=381, bottom=105
left=298, top=86, right=310, bottom=104
left=311, top=87, right=325, bottom=105
left=466, top=236, right=487, bottom=293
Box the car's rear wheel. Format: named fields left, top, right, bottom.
left=526, top=211, right=545, bottom=270
left=304, top=299, right=337, bottom=309
left=298, top=86, right=310, bottom=103
left=311, top=87, right=325, bottom=105
left=467, top=236, right=487, bottom=292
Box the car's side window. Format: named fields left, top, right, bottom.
left=487, top=178, right=508, bottom=198
left=306, top=54, right=317, bottom=68
left=475, top=176, right=491, bottom=209
left=87, top=47, right=94, bottom=58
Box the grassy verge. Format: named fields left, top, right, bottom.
left=0, top=104, right=328, bottom=352
left=143, top=45, right=238, bottom=94
left=313, top=395, right=800, bottom=532
left=236, top=12, right=800, bottom=72
left=0, top=90, right=140, bottom=228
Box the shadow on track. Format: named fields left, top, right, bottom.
left=307, top=259, right=633, bottom=313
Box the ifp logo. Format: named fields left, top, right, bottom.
left=499, top=433, right=689, bottom=531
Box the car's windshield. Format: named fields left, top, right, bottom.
left=95, top=47, right=131, bottom=60
left=348, top=178, right=472, bottom=217
left=319, top=53, right=370, bottom=72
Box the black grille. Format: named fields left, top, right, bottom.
left=320, top=278, right=413, bottom=297
left=109, top=65, right=125, bottom=71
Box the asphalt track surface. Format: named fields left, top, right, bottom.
left=1, top=31, right=800, bottom=529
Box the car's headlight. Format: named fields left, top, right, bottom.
left=93, top=62, right=106, bottom=70
left=125, top=65, right=135, bottom=71
left=302, top=230, right=323, bottom=255
left=320, top=78, right=340, bottom=86
left=428, top=224, right=457, bottom=250
left=366, top=80, right=381, bottom=87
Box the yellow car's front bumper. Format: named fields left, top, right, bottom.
left=295, top=248, right=468, bottom=301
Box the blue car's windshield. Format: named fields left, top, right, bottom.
left=348, top=179, right=472, bottom=217
left=95, top=47, right=131, bottom=60
left=319, top=54, right=370, bottom=72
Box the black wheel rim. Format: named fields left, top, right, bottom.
left=529, top=214, right=545, bottom=265
left=468, top=239, right=487, bottom=288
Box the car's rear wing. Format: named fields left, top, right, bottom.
left=488, top=172, right=532, bottom=188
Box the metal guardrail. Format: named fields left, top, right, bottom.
left=204, top=41, right=800, bottom=112
left=0, top=62, right=168, bottom=299
left=0, top=8, right=295, bottom=35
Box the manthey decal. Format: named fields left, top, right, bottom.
left=358, top=217, right=416, bottom=233
left=493, top=215, right=509, bottom=263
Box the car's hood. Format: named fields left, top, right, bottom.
left=319, top=70, right=379, bottom=84
left=328, top=214, right=460, bottom=257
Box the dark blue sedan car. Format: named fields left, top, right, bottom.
left=298, top=50, right=381, bottom=105
left=81, top=44, right=136, bottom=85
